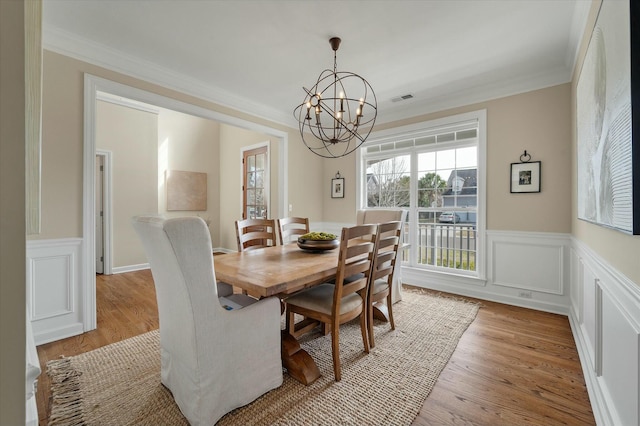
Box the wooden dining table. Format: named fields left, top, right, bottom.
left=213, top=242, right=341, bottom=385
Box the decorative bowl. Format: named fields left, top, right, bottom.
left=297, top=232, right=339, bottom=251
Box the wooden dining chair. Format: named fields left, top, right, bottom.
left=276, top=217, right=310, bottom=244
left=367, top=220, right=403, bottom=349
left=235, top=218, right=277, bottom=252
left=284, top=224, right=378, bottom=381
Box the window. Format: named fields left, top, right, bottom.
left=359, top=111, right=486, bottom=278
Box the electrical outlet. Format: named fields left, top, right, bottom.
left=518, top=291, right=533, bottom=299
left=289, top=204, right=293, bottom=212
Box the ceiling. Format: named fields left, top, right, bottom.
left=42, top=0, right=591, bottom=128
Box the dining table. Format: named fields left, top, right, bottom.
left=213, top=242, right=342, bottom=385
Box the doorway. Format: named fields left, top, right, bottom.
left=82, top=74, right=289, bottom=332
left=95, top=150, right=112, bottom=275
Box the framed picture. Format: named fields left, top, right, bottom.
left=510, top=161, right=541, bottom=193
left=331, top=177, right=345, bottom=198
left=577, top=0, right=638, bottom=234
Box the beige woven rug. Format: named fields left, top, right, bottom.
left=47, top=290, right=479, bottom=426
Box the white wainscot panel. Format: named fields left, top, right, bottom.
left=581, top=262, right=599, bottom=372
left=27, top=238, right=84, bottom=345
left=489, top=231, right=567, bottom=295
left=600, top=290, right=639, bottom=426
left=570, top=238, right=640, bottom=426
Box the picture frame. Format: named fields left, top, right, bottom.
left=577, top=0, right=638, bottom=234
left=510, top=161, right=541, bottom=193
left=331, top=177, right=345, bottom=198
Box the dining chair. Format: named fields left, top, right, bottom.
left=132, top=216, right=282, bottom=425
left=276, top=216, right=310, bottom=244
left=284, top=224, right=378, bottom=381
left=356, top=209, right=407, bottom=304
left=235, top=218, right=278, bottom=251
left=367, top=220, right=403, bottom=348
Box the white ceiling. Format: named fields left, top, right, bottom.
left=42, top=0, right=591, bottom=128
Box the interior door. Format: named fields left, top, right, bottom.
left=243, top=146, right=269, bottom=219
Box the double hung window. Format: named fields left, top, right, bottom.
left=360, top=111, right=485, bottom=278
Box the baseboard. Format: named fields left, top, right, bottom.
left=111, top=263, right=149, bottom=274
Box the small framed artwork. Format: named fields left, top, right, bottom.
left=510, top=161, right=541, bottom=193
left=331, top=177, right=345, bottom=198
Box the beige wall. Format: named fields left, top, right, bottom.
left=571, top=0, right=640, bottom=285
left=325, top=84, right=573, bottom=234
left=96, top=101, right=159, bottom=267
left=158, top=108, right=221, bottom=246
left=288, top=132, right=324, bottom=225
left=35, top=2, right=638, bottom=284
left=0, top=1, right=26, bottom=423
left=36, top=50, right=325, bottom=242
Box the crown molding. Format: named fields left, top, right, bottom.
left=43, top=27, right=295, bottom=129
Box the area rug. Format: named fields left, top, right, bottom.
left=47, top=290, right=479, bottom=426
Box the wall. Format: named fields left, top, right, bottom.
left=36, top=50, right=323, bottom=242
left=570, top=0, right=640, bottom=286
left=158, top=108, right=221, bottom=246
left=0, top=1, right=26, bottom=424
left=96, top=101, right=158, bottom=267
left=328, top=84, right=573, bottom=234
left=567, top=2, right=640, bottom=424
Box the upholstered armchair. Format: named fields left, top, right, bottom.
left=356, top=209, right=408, bottom=303
left=132, top=216, right=283, bottom=425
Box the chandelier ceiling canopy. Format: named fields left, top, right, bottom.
left=294, top=37, right=377, bottom=159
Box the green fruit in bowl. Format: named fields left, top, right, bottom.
left=299, top=232, right=337, bottom=241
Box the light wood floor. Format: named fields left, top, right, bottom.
left=36, top=270, right=595, bottom=425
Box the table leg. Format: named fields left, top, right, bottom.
left=281, top=331, right=321, bottom=385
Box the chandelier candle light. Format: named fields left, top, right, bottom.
left=294, top=37, right=377, bottom=158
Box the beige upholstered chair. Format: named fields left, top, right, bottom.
left=132, top=216, right=282, bottom=425
left=368, top=221, right=403, bottom=348
left=284, top=224, right=377, bottom=381
left=356, top=209, right=407, bottom=303
left=235, top=218, right=277, bottom=251
left=276, top=216, right=310, bottom=244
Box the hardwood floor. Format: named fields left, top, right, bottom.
left=36, top=270, right=595, bottom=425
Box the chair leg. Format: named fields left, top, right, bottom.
left=387, top=293, right=395, bottom=330
left=367, top=301, right=375, bottom=349
left=331, top=321, right=341, bottom=381
left=361, top=308, right=370, bottom=353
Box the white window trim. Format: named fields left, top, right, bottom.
left=356, top=109, right=487, bottom=281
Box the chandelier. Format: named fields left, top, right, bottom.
left=294, top=37, right=377, bottom=158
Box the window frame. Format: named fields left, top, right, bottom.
left=357, top=110, right=487, bottom=281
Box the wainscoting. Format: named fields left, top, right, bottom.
left=404, top=230, right=572, bottom=314
left=27, top=238, right=84, bottom=345
left=28, top=230, right=639, bottom=424
left=570, top=239, right=640, bottom=426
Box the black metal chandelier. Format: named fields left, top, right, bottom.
left=294, top=37, right=377, bottom=158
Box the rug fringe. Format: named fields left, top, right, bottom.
left=46, top=357, right=85, bottom=426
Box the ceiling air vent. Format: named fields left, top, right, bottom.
left=391, top=94, right=414, bottom=103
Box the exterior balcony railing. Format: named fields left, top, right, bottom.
left=404, top=222, right=477, bottom=271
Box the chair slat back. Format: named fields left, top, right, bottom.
left=371, top=221, right=402, bottom=284
left=235, top=218, right=277, bottom=252
left=276, top=217, right=310, bottom=244
left=333, top=224, right=377, bottom=308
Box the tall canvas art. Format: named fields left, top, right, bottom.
left=577, top=0, right=638, bottom=234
